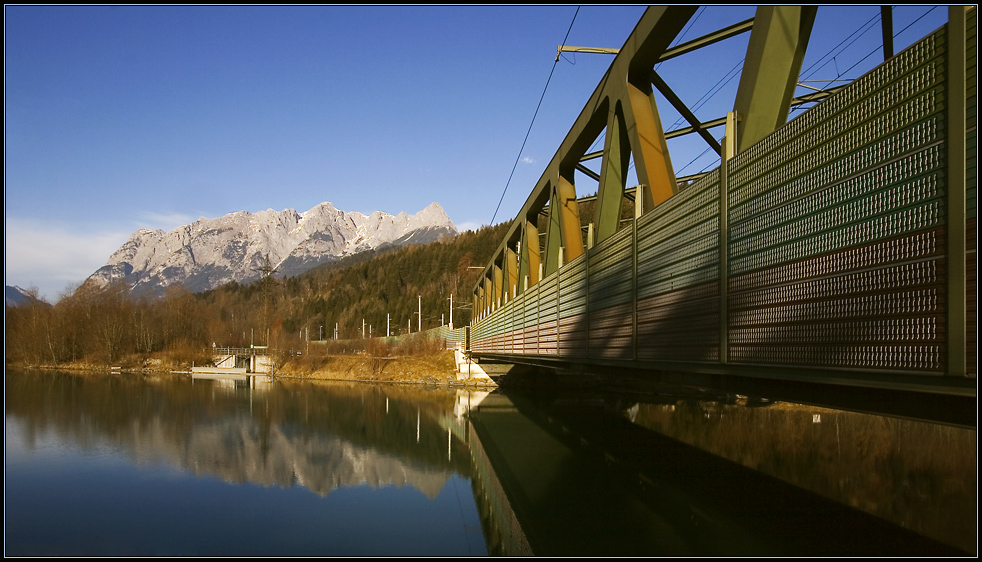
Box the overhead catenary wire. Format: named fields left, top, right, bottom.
left=817, top=5, right=940, bottom=93
left=799, top=12, right=880, bottom=82
left=790, top=6, right=939, bottom=120
left=490, top=6, right=580, bottom=226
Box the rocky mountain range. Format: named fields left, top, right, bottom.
left=5, top=285, right=42, bottom=307
left=82, top=202, right=458, bottom=297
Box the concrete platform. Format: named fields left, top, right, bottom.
left=454, top=349, right=500, bottom=385
left=191, top=367, right=248, bottom=380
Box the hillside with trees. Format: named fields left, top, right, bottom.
left=6, top=223, right=509, bottom=368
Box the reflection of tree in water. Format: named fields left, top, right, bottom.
left=5, top=370, right=472, bottom=499
left=630, top=400, right=976, bottom=554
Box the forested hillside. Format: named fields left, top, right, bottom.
left=6, top=223, right=509, bottom=367
left=197, top=222, right=510, bottom=343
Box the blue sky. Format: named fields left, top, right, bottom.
left=5, top=6, right=948, bottom=302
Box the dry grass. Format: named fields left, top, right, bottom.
left=276, top=349, right=458, bottom=385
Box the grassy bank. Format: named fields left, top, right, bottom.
left=6, top=344, right=488, bottom=388
left=274, top=350, right=461, bottom=385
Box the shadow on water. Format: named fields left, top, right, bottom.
left=465, top=383, right=975, bottom=556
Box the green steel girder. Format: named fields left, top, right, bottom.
left=474, top=6, right=695, bottom=301
left=579, top=150, right=603, bottom=162
left=517, top=219, right=541, bottom=294
left=733, top=6, right=817, bottom=153
left=574, top=162, right=601, bottom=181
left=473, top=5, right=826, bottom=300
left=657, top=17, right=755, bottom=63
left=651, top=71, right=722, bottom=155
left=493, top=262, right=503, bottom=309
left=882, top=6, right=894, bottom=60
left=543, top=176, right=582, bottom=275
left=594, top=101, right=633, bottom=243
left=662, top=86, right=845, bottom=141
left=504, top=247, right=519, bottom=302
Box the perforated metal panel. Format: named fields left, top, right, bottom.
left=725, top=24, right=952, bottom=372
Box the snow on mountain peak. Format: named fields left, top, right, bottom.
left=83, top=201, right=459, bottom=296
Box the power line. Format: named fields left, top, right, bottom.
left=791, top=7, right=940, bottom=121
left=799, top=12, right=880, bottom=82
left=490, top=6, right=580, bottom=226
left=824, top=7, right=940, bottom=92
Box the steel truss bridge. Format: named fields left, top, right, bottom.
left=468, top=6, right=976, bottom=404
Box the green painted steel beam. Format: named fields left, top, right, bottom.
left=575, top=162, right=601, bottom=181
left=663, top=84, right=844, bottom=142
left=881, top=6, right=894, bottom=60
left=947, top=5, right=969, bottom=376
left=666, top=116, right=727, bottom=139
left=505, top=247, right=519, bottom=302
left=790, top=86, right=845, bottom=106
left=544, top=188, right=563, bottom=276
left=651, top=71, right=722, bottom=155
left=580, top=150, right=604, bottom=162
left=473, top=6, right=695, bottom=300
left=657, top=17, right=754, bottom=63
left=594, top=103, right=631, bottom=244
left=543, top=175, right=582, bottom=275
left=733, top=6, right=817, bottom=153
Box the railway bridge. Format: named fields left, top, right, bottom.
left=467, top=6, right=976, bottom=411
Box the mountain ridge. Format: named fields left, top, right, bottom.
left=82, top=202, right=458, bottom=297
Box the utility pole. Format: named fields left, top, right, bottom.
left=387, top=314, right=390, bottom=337
left=418, top=295, right=422, bottom=333
left=362, top=319, right=365, bottom=338
left=449, top=293, right=454, bottom=329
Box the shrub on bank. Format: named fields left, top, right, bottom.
left=394, top=332, right=446, bottom=356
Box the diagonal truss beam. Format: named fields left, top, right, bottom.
left=657, top=17, right=755, bottom=63
left=650, top=71, right=722, bottom=155
left=475, top=6, right=824, bottom=300
left=486, top=6, right=695, bottom=286
left=733, top=6, right=817, bottom=152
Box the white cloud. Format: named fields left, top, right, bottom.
left=134, top=211, right=195, bottom=232
left=5, top=219, right=129, bottom=302
left=455, top=221, right=484, bottom=232
left=521, top=157, right=536, bottom=164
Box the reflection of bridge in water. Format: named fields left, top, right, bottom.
left=462, top=389, right=974, bottom=556
left=467, top=7, right=976, bottom=414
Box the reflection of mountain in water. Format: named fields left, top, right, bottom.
left=124, top=414, right=449, bottom=498
left=5, top=372, right=464, bottom=499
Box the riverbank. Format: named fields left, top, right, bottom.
left=275, top=351, right=493, bottom=387
left=7, top=350, right=497, bottom=388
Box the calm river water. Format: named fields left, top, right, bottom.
left=4, top=369, right=975, bottom=556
